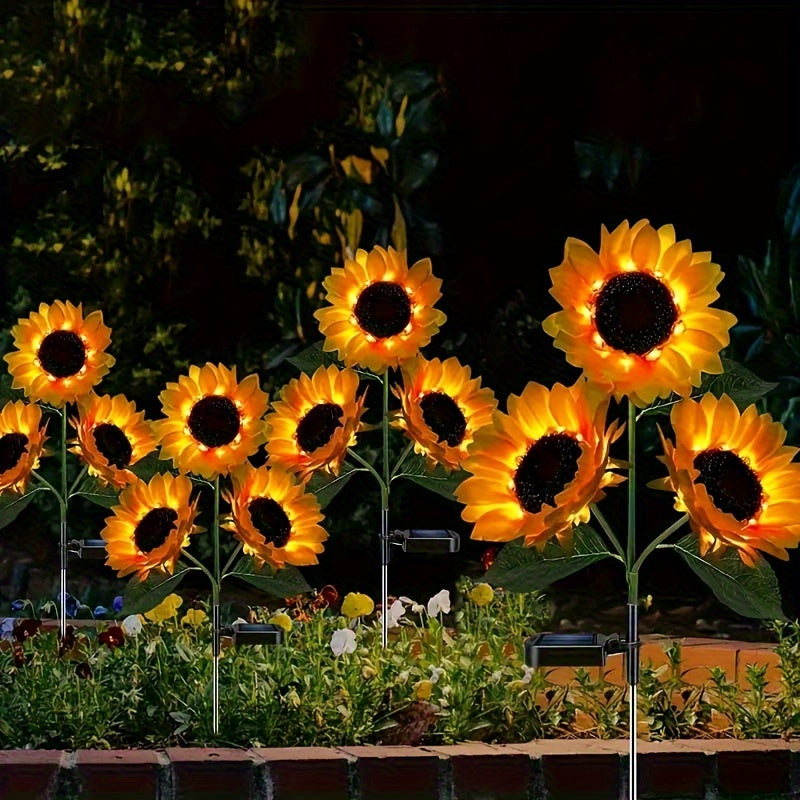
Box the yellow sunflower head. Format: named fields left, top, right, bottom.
left=650, top=393, right=800, bottom=566
left=0, top=400, right=48, bottom=494
left=3, top=300, right=115, bottom=407
left=313, top=245, right=447, bottom=373
left=542, top=220, right=737, bottom=407
left=455, top=379, right=625, bottom=549
left=101, top=472, right=202, bottom=582
left=153, top=363, right=269, bottom=479
left=222, top=462, right=328, bottom=569
left=70, top=392, right=157, bottom=488
left=264, top=364, right=366, bottom=481
left=392, top=354, right=497, bottom=471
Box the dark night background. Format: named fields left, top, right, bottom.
left=4, top=2, right=800, bottom=631
left=289, top=3, right=800, bottom=628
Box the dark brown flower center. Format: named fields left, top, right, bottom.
left=187, top=395, right=240, bottom=448
left=0, top=432, right=28, bottom=472
left=354, top=281, right=412, bottom=339
left=420, top=391, right=467, bottom=447
left=248, top=497, right=291, bottom=548
left=514, top=432, right=582, bottom=513
left=38, top=330, right=86, bottom=378
left=134, top=507, right=178, bottom=553
left=93, top=423, right=133, bottom=468
left=693, top=448, right=763, bottom=521
left=594, top=272, right=678, bottom=355
left=296, top=403, right=343, bottom=452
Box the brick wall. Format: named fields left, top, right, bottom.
left=1, top=740, right=798, bottom=800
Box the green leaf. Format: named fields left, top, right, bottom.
left=283, top=153, right=329, bottom=188
left=120, top=564, right=198, bottom=615
left=393, top=453, right=467, bottom=501
left=307, top=462, right=361, bottom=509
left=640, top=357, right=777, bottom=418
left=287, top=341, right=342, bottom=374
left=0, top=487, right=48, bottom=529
left=484, top=524, right=613, bottom=592
left=398, top=150, right=438, bottom=194
left=129, top=452, right=174, bottom=482
left=226, top=556, right=311, bottom=598
left=670, top=534, right=785, bottom=620
left=71, top=475, right=120, bottom=508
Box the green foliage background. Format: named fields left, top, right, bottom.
left=0, top=0, right=444, bottom=413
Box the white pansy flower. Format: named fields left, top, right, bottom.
left=521, top=665, right=535, bottom=685
left=426, top=589, right=451, bottom=617
left=386, top=599, right=405, bottom=628
left=429, top=665, right=445, bottom=684
left=121, top=614, right=143, bottom=635
left=330, top=627, right=357, bottom=656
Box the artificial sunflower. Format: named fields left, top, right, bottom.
left=392, top=355, right=497, bottom=471
left=265, top=364, right=366, bottom=481
left=153, top=363, right=268, bottom=479
left=313, top=245, right=447, bottom=373
left=542, top=220, right=737, bottom=407
left=223, top=462, right=328, bottom=570
left=0, top=400, right=48, bottom=494
left=101, top=473, right=202, bottom=582
left=651, top=393, right=800, bottom=566
left=4, top=300, right=115, bottom=407
left=456, top=379, right=625, bottom=549
left=70, top=392, right=156, bottom=488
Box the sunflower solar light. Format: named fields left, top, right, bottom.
left=0, top=300, right=156, bottom=638
left=465, top=220, right=797, bottom=800
left=286, top=245, right=495, bottom=645
left=99, top=362, right=325, bottom=735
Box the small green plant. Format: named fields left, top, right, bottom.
left=638, top=642, right=710, bottom=740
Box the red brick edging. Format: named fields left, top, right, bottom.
left=1, top=739, right=798, bottom=799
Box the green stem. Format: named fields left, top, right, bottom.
left=626, top=400, right=637, bottom=604
left=181, top=548, right=217, bottom=589
left=32, top=471, right=61, bottom=498
left=382, top=372, right=390, bottom=494
left=590, top=502, right=626, bottom=561
left=61, top=408, right=68, bottom=506
left=221, top=541, right=244, bottom=580
left=213, top=476, right=221, bottom=587
left=631, top=513, right=689, bottom=574
left=67, top=465, right=89, bottom=498
left=348, top=449, right=387, bottom=493
left=389, top=440, right=415, bottom=482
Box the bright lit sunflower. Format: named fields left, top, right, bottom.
left=313, top=245, right=447, bottom=373
left=265, top=364, right=366, bottom=481
left=456, top=379, right=625, bottom=549
left=153, top=363, right=268, bottom=479
left=4, top=301, right=115, bottom=407
left=223, top=462, right=328, bottom=569
left=542, top=220, right=737, bottom=407
left=101, top=473, right=202, bottom=582
left=0, top=400, right=48, bottom=494
left=70, top=393, right=156, bottom=488
left=651, top=393, right=800, bottom=566
left=392, top=355, right=497, bottom=471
